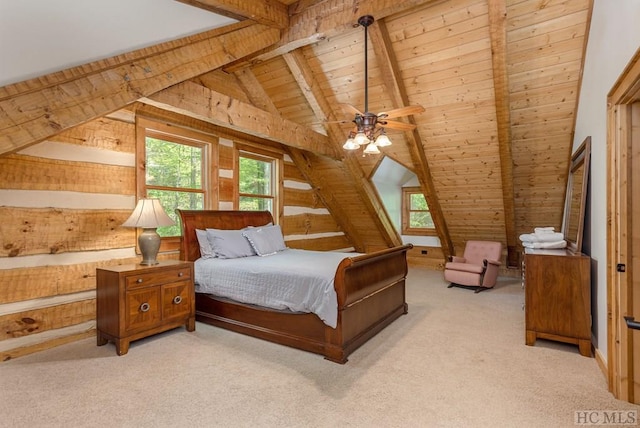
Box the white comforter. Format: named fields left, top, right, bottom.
left=194, top=249, right=352, bottom=328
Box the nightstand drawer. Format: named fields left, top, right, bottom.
left=125, top=267, right=191, bottom=289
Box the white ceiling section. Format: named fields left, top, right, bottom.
left=0, top=0, right=236, bottom=86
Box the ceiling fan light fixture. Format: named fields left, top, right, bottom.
left=375, top=131, right=391, bottom=147
left=363, top=142, right=381, bottom=155
left=343, top=134, right=359, bottom=150
left=354, top=131, right=369, bottom=146
left=337, top=15, right=421, bottom=155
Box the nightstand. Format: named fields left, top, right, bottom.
left=96, top=260, right=195, bottom=355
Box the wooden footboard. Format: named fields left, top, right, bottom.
left=177, top=209, right=412, bottom=363
left=329, top=245, right=412, bottom=361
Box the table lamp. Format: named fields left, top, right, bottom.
left=122, top=198, right=175, bottom=265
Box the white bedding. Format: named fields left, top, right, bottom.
left=194, top=249, right=353, bottom=328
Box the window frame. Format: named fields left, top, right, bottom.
left=401, top=186, right=437, bottom=236
left=136, top=117, right=216, bottom=253
left=234, top=144, right=283, bottom=223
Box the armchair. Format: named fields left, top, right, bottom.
left=444, top=241, right=502, bottom=293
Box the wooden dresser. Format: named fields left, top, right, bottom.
left=96, top=260, right=195, bottom=355
left=523, top=248, right=592, bottom=357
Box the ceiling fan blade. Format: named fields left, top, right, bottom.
left=378, top=105, right=425, bottom=119
left=379, top=120, right=416, bottom=131
left=339, top=103, right=363, bottom=116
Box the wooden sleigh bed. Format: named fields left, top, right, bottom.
left=177, top=209, right=411, bottom=363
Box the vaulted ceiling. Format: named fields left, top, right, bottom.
left=0, top=0, right=593, bottom=265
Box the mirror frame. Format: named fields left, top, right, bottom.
left=562, top=136, right=591, bottom=253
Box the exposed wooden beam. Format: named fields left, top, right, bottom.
left=283, top=49, right=402, bottom=248
left=368, top=19, right=454, bottom=260
left=488, top=0, right=518, bottom=267
left=234, top=68, right=280, bottom=114
left=176, top=0, right=289, bottom=29
left=224, top=0, right=436, bottom=72
left=0, top=22, right=279, bottom=156
left=141, top=81, right=337, bottom=158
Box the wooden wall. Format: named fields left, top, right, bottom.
left=0, top=108, right=349, bottom=361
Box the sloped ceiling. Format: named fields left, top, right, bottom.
left=0, top=0, right=593, bottom=265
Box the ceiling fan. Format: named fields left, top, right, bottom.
left=336, top=15, right=425, bottom=154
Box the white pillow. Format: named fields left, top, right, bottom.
left=242, top=225, right=287, bottom=257
left=195, top=229, right=215, bottom=259
left=206, top=228, right=256, bottom=259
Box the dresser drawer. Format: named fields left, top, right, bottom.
left=125, top=267, right=192, bottom=289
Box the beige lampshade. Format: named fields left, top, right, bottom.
left=122, top=199, right=175, bottom=228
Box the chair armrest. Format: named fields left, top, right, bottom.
left=481, top=259, right=501, bottom=287
left=450, top=256, right=466, bottom=263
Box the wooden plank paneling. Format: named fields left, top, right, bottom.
left=51, top=118, right=136, bottom=152
left=0, top=155, right=134, bottom=194
left=0, top=208, right=132, bottom=257
left=281, top=213, right=341, bottom=236
left=285, top=235, right=352, bottom=251
left=283, top=188, right=322, bottom=208
left=0, top=300, right=95, bottom=341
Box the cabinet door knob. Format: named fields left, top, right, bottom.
left=173, top=295, right=182, bottom=305
left=140, top=302, right=150, bottom=312
left=136, top=278, right=143, bottom=284
left=178, top=272, right=184, bottom=277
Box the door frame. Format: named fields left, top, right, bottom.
left=607, top=47, right=640, bottom=402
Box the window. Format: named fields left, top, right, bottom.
left=139, top=119, right=212, bottom=238
left=237, top=150, right=278, bottom=217
left=402, top=187, right=436, bottom=235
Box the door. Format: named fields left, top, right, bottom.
left=608, top=51, right=640, bottom=403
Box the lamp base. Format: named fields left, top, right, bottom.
left=138, top=228, right=161, bottom=265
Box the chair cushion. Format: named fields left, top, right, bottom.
left=462, top=241, right=502, bottom=266
left=444, top=261, right=484, bottom=274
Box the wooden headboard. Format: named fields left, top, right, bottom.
left=176, top=210, right=274, bottom=262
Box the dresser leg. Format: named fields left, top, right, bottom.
left=186, top=316, right=195, bottom=332
left=115, top=339, right=130, bottom=356
left=96, top=331, right=108, bottom=346
left=525, top=330, right=536, bottom=346
left=578, top=339, right=592, bottom=357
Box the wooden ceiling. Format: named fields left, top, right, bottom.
left=0, top=0, right=593, bottom=265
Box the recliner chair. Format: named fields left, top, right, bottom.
left=444, top=241, right=502, bottom=293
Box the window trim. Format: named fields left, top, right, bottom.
left=136, top=117, right=216, bottom=252
left=234, top=143, right=283, bottom=223
left=401, top=186, right=437, bottom=236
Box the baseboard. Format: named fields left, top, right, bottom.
left=594, top=346, right=608, bottom=381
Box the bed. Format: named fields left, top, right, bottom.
left=177, top=209, right=412, bottom=363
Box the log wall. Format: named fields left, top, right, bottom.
left=0, top=108, right=350, bottom=360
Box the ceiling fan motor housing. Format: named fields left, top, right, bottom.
left=358, top=15, right=374, bottom=28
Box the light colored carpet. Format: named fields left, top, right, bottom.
left=0, top=268, right=637, bottom=428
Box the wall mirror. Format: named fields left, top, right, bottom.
left=562, top=136, right=591, bottom=253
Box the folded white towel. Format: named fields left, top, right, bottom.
left=534, top=227, right=556, bottom=234
left=522, top=240, right=567, bottom=249
left=519, top=232, right=565, bottom=243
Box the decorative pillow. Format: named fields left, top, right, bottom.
left=242, top=225, right=287, bottom=257
left=206, top=228, right=256, bottom=259
left=195, top=229, right=215, bottom=259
